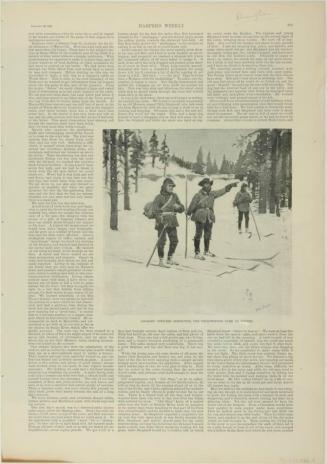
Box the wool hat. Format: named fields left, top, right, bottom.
left=162, top=177, right=176, bottom=187
left=198, top=177, right=213, bottom=187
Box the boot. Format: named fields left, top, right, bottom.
left=167, top=255, right=179, bottom=266
left=158, top=258, right=167, bottom=267
left=204, top=250, right=216, bottom=257
left=194, top=252, right=205, bottom=260
left=194, top=238, right=201, bottom=255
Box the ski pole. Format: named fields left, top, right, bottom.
left=185, top=216, right=189, bottom=259
left=249, top=205, right=261, bottom=241
left=185, top=176, right=188, bottom=259
left=146, top=224, right=167, bottom=267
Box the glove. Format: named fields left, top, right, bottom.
left=174, top=204, right=184, bottom=213
left=225, top=182, right=238, bottom=192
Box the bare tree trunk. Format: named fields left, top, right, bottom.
left=123, top=130, right=131, bottom=210
left=103, top=130, right=110, bottom=187
left=110, top=130, right=118, bottom=230
left=258, top=164, right=267, bottom=214
left=105, top=164, right=108, bottom=186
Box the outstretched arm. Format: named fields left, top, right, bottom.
left=211, top=182, right=238, bottom=199
left=211, top=187, right=228, bottom=199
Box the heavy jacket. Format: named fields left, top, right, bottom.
left=187, top=187, right=227, bottom=224
left=233, top=191, right=252, bottom=212
left=152, top=190, right=185, bottom=229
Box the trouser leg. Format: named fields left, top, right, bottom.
left=167, top=227, right=178, bottom=257
left=245, top=212, right=249, bottom=229
left=204, top=221, right=213, bottom=252
left=194, top=222, right=204, bottom=253
left=238, top=211, right=243, bottom=230
left=157, top=224, right=167, bottom=258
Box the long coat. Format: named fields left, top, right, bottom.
left=233, top=191, right=252, bottom=212
left=187, top=187, right=227, bottom=223
left=152, top=191, right=185, bottom=229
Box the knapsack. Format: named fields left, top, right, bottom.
left=143, top=201, right=156, bottom=219
left=143, top=195, right=173, bottom=220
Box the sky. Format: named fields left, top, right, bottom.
left=140, top=129, right=254, bottom=166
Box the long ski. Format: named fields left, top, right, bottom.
left=122, top=257, right=223, bottom=277
left=203, top=258, right=261, bottom=271
left=225, top=252, right=279, bottom=262
left=125, top=258, right=170, bottom=269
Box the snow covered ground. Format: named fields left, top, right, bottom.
left=102, top=157, right=291, bottom=316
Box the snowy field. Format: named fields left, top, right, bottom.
left=102, top=157, right=291, bottom=316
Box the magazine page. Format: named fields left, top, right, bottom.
left=1, top=2, right=325, bottom=463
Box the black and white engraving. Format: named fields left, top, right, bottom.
left=102, top=129, right=292, bottom=315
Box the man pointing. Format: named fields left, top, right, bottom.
left=187, top=178, right=237, bottom=259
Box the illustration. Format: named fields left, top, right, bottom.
left=102, top=129, right=292, bottom=315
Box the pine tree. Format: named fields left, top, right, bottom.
left=206, top=151, right=213, bottom=175
left=242, top=141, right=257, bottom=197
left=269, top=129, right=282, bottom=215
left=220, top=155, right=228, bottom=174
left=234, top=150, right=245, bottom=178
left=220, top=155, right=235, bottom=175
left=244, top=141, right=255, bottom=170
left=159, top=134, right=170, bottom=177
left=193, top=147, right=206, bottom=175
left=149, top=130, right=159, bottom=168
left=130, top=131, right=145, bottom=193
left=231, top=129, right=292, bottom=211
left=103, top=129, right=110, bottom=187
left=212, top=158, right=219, bottom=174
left=287, top=132, right=292, bottom=209
left=123, top=129, right=131, bottom=210
left=252, top=129, right=272, bottom=214
left=117, top=131, right=125, bottom=193
left=117, top=131, right=124, bottom=166
left=279, top=129, right=292, bottom=209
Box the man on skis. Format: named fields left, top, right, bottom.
left=233, top=182, right=253, bottom=234
left=187, top=177, right=237, bottom=259
left=152, top=177, right=185, bottom=267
